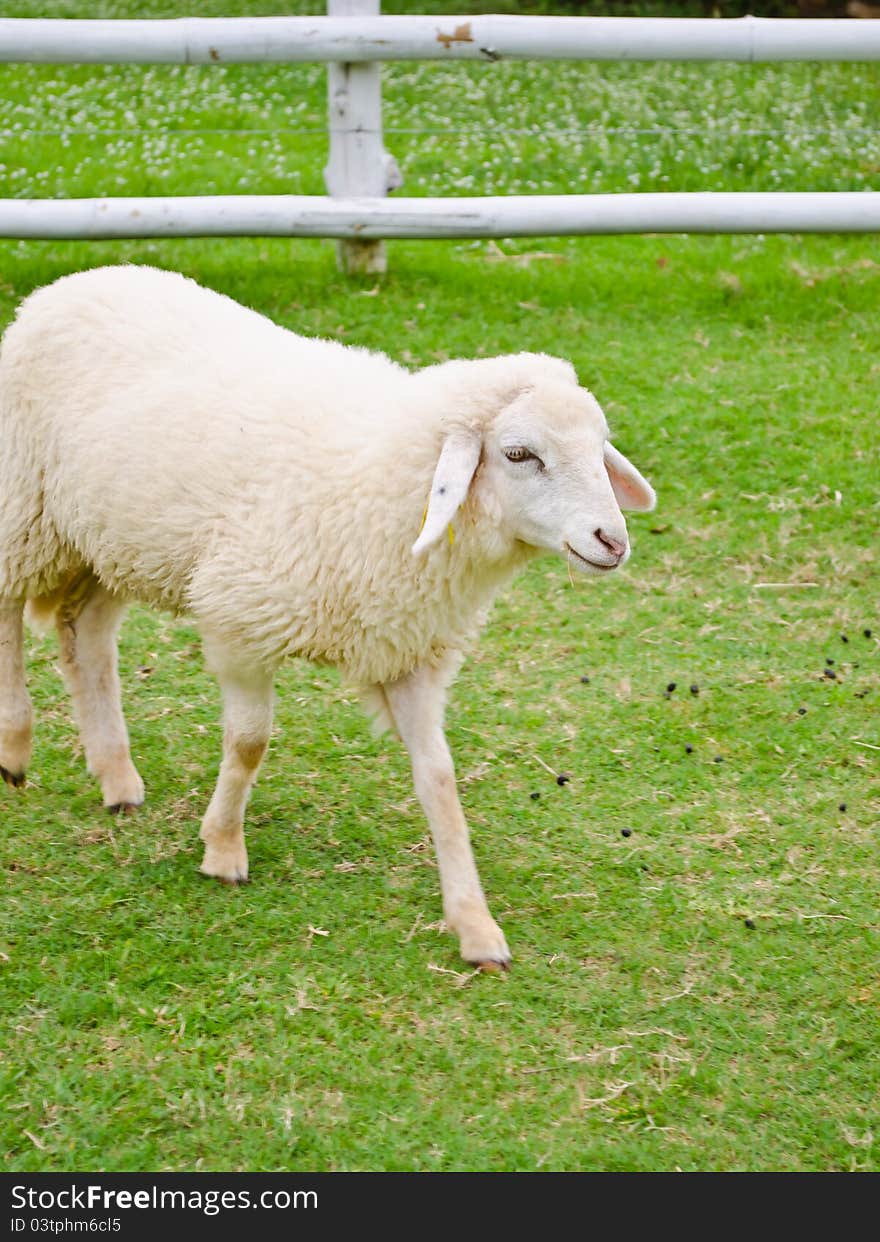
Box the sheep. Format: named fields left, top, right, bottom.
left=0, top=264, right=655, bottom=970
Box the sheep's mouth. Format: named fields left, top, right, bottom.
left=564, top=543, right=619, bottom=572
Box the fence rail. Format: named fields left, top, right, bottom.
left=2, top=192, right=879, bottom=241
left=3, top=15, right=880, bottom=64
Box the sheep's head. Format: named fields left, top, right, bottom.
left=412, top=379, right=655, bottom=574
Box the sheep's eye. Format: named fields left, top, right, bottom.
left=504, top=446, right=538, bottom=464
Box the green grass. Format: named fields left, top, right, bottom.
left=1, top=2, right=878, bottom=1173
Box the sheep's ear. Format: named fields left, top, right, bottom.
left=604, top=442, right=656, bottom=512
left=412, top=431, right=482, bottom=555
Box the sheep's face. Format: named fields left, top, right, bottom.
left=412, top=372, right=650, bottom=568
left=482, top=385, right=631, bottom=573
left=412, top=379, right=655, bottom=566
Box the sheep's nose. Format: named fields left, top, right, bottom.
left=595, top=528, right=627, bottom=561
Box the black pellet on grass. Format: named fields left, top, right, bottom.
left=685, top=744, right=694, bottom=753
left=823, top=668, right=837, bottom=679
left=690, top=683, right=700, bottom=695
left=841, top=634, right=849, bottom=643
left=839, top=802, right=847, bottom=812
left=556, top=773, right=571, bottom=786
left=797, top=707, right=807, bottom=715
left=666, top=682, right=677, bottom=693
left=530, top=791, right=541, bottom=801
left=714, top=755, right=724, bottom=763
left=744, top=918, right=756, bottom=930
left=621, top=828, right=632, bottom=838
left=865, top=629, right=873, bottom=638
left=580, top=675, right=590, bottom=684
left=826, top=658, right=835, bottom=666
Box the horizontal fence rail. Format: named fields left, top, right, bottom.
left=2, top=15, right=880, bottom=64
left=2, top=193, right=879, bottom=240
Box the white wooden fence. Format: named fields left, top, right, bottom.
left=1, top=8, right=879, bottom=272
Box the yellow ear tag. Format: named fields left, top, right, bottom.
left=418, top=504, right=455, bottom=546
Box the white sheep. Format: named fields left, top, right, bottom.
left=0, top=264, right=654, bottom=970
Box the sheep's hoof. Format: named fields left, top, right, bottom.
left=201, top=870, right=249, bottom=888
left=0, top=764, right=26, bottom=788
left=106, top=800, right=141, bottom=816
left=458, top=918, right=511, bottom=971
left=200, top=846, right=249, bottom=885
left=475, top=959, right=510, bottom=975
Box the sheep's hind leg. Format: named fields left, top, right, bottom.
left=55, top=580, right=144, bottom=812
left=0, top=599, right=32, bottom=787
left=199, top=654, right=274, bottom=884
left=383, top=665, right=512, bottom=971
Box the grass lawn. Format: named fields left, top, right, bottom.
left=0, top=1, right=878, bottom=1172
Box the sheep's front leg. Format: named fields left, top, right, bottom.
left=199, top=658, right=274, bottom=884
left=384, top=665, right=511, bottom=970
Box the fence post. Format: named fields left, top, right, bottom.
left=324, top=0, right=401, bottom=274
